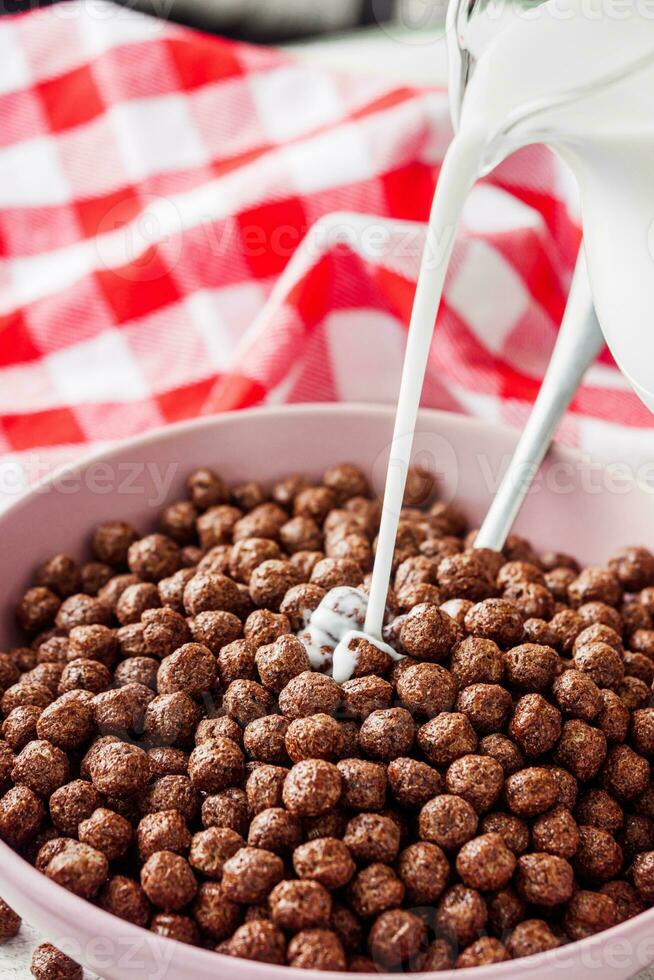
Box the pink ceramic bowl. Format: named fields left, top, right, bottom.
left=1, top=404, right=653, bottom=980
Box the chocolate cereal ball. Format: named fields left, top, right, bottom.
left=563, top=890, right=617, bottom=940
left=436, top=884, right=487, bottom=946
left=481, top=813, right=530, bottom=855
left=202, top=788, right=248, bottom=836
left=479, top=733, right=524, bottom=776
left=247, top=808, right=302, bottom=854
left=344, top=813, right=401, bottom=865
left=457, top=683, right=512, bottom=735
left=574, top=825, right=623, bottom=882
left=30, top=944, right=82, bottom=980
left=450, top=636, right=504, bottom=688
left=437, top=552, right=496, bottom=602
left=188, top=738, right=244, bottom=794
left=348, top=863, right=404, bottom=919
left=189, top=611, right=242, bottom=656
left=602, top=744, right=650, bottom=800
left=244, top=610, right=291, bottom=648
left=193, top=881, right=242, bottom=941
left=359, top=708, right=415, bottom=760
left=188, top=827, right=245, bottom=881
left=599, top=880, right=645, bottom=922
left=48, top=780, right=100, bottom=836
left=632, top=851, right=654, bottom=902
left=509, top=694, right=562, bottom=757
left=395, top=662, right=456, bottom=716
left=140, top=851, right=197, bottom=911
left=250, top=560, right=300, bottom=610
left=79, top=562, right=111, bottom=596
left=151, top=912, right=198, bottom=945
left=226, top=920, right=286, bottom=964
left=487, top=888, right=527, bottom=937
left=282, top=760, right=342, bottom=817
left=399, top=603, right=460, bottom=661
left=92, top=520, right=138, bottom=567
left=552, top=668, right=601, bottom=721
left=221, top=847, right=284, bottom=904
left=555, top=719, right=607, bottom=781
left=144, top=693, right=201, bottom=748
left=368, top=909, right=425, bottom=968
left=88, top=742, right=150, bottom=798
left=99, top=876, right=151, bottom=928
left=285, top=714, right=342, bottom=763
left=419, top=794, right=478, bottom=850
left=574, top=641, right=625, bottom=691
left=0, top=710, right=40, bottom=757
left=16, top=588, right=61, bottom=634
left=340, top=676, right=392, bottom=720
left=2, top=681, right=53, bottom=718
left=532, top=806, right=580, bottom=859
left=58, top=659, right=111, bottom=696
left=456, top=833, right=516, bottom=891
left=244, top=715, right=290, bottom=765
left=457, top=937, right=510, bottom=968
left=0, top=898, right=20, bottom=944
left=465, top=598, right=523, bottom=647
left=246, top=765, right=287, bottom=815
left=417, top=712, right=477, bottom=766
left=34, top=690, right=93, bottom=751
left=505, top=767, right=558, bottom=817
left=397, top=841, right=449, bottom=903
left=515, top=853, right=574, bottom=907
left=597, top=689, right=630, bottom=743
left=337, top=759, right=387, bottom=811
left=269, top=879, right=332, bottom=931
left=127, top=534, right=180, bottom=583
left=0, top=785, right=43, bottom=847
left=292, top=838, right=355, bottom=892
left=278, top=671, right=340, bottom=720
left=287, top=929, right=346, bottom=971
left=11, top=739, right=68, bottom=798
left=116, top=584, right=160, bottom=627
left=142, top=776, right=199, bottom=824
left=156, top=643, right=216, bottom=699
left=137, top=810, right=192, bottom=862
left=506, top=919, right=561, bottom=958
left=445, top=754, right=504, bottom=813
left=576, top=787, right=624, bottom=832
left=503, top=643, right=558, bottom=692
left=387, top=757, right=441, bottom=808
left=255, top=637, right=310, bottom=694
left=44, top=840, right=109, bottom=899
left=78, top=807, right=132, bottom=861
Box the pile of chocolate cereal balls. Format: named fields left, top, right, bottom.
left=0, top=462, right=653, bottom=975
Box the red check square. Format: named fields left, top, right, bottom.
left=37, top=64, right=104, bottom=133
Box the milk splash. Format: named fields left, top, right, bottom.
left=298, top=586, right=403, bottom=684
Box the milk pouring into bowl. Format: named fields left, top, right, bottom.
left=302, top=0, right=654, bottom=676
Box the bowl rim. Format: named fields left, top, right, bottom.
left=1, top=402, right=652, bottom=980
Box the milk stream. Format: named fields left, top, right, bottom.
left=300, top=0, right=654, bottom=681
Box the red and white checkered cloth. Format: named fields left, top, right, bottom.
left=0, top=0, right=651, bottom=503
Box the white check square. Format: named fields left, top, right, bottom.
left=249, top=65, right=342, bottom=143
left=109, top=94, right=207, bottom=183
left=46, top=330, right=148, bottom=404
left=447, top=240, right=531, bottom=353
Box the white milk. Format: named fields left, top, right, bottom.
left=303, top=0, right=654, bottom=677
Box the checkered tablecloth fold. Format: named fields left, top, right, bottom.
left=0, top=0, right=650, bottom=500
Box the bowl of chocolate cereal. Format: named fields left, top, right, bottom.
left=0, top=404, right=653, bottom=980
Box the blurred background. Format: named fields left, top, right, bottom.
left=0, top=0, right=447, bottom=36
left=0, top=0, right=450, bottom=80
